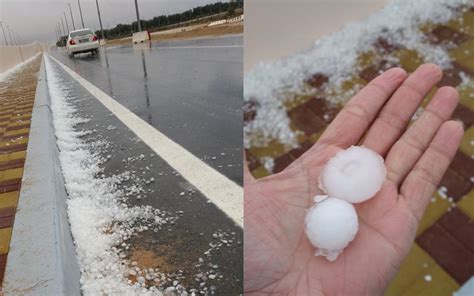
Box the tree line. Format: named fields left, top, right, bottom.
left=57, top=0, right=242, bottom=46
left=97, top=0, right=243, bottom=40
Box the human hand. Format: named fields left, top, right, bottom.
left=244, top=64, right=464, bottom=296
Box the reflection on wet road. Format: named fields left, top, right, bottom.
left=50, top=35, right=243, bottom=185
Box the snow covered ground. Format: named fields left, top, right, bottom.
left=45, top=55, right=178, bottom=295
left=244, top=0, right=469, bottom=149
left=44, top=55, right=243, bottom=295
left=0, top=53, right=41, bottom=82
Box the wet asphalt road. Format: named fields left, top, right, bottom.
left=50, top=35, right=243, bottom=185
left=47, top=44, right=243, bottom=294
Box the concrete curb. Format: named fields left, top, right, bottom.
left=3, top=57, right=81, bottom=295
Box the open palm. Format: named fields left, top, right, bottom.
left=244, top=64, right=464, bottom=296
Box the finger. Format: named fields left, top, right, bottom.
left=362, top=63, right=443, bottom=156
left=317, top=67, right=407, bottom=148
left=385, top=86, right=459, bottom=186
left=400, top=121, right=463, bottom=221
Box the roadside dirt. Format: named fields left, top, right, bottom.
left=105, top=22, right=243, bottom=46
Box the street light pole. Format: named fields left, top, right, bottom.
left=63, top=11, right=70, bottom=33
left=12, top=30, right=17, bottom=45
left=134, top=0, right=141, bottom=32
left=0, top=22, right=9, bottom=46
left=13, top=31, right=18, bottom=45
left=60, top=18, right=66, bottom=36
left=77, top=0, right=85, bottom=28
left=6, top=25, right=14, bottom=45
left=13, top=31, right=24, bottom=61
left=68, top=3, right=76, bottom=30
left=95, top=0, right=105, bottom=40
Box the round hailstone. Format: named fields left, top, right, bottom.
left=320, top=146, right=386, bottom=203
left=305, top=197, right=358, bottom=261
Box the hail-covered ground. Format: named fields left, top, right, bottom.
left=44, top=55, right=242, bottom=295
left=244, top=0, right=470, bottom=149
left=0, top=53, right=41, bottom=82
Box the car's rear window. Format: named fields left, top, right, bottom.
left=70, top=30, right=93, bottom=38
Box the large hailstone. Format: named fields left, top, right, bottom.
left=320, top=146, right=386, bottom=203
left=305, top=197, right=358, bottom=261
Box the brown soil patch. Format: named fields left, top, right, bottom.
left=106, top=22, right=242, bottom=46
left=129, top=247, right=177, bottom=274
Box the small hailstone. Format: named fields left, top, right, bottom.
left=424, top=275, right=432, bottom=282
left=320, top=146, right=386, bottom=203
left=305, top=198, right=358, bottom=261
left=137, top=276, right=146, bottom=284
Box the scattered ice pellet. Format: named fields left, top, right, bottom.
left=424, top=275, right=432, bottom=282
left=305, top=198, right=358, bottom=261
left=320, top=146, right=386, bottom=203
left=137, top=276, right=146, bottom=284
left=165, top=286, right=176, bottom=293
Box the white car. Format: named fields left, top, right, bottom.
left=66, top=28, right=100, bottom=57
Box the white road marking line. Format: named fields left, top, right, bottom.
left=107, top=45, right=242, bottom=50
left=154, top=45, right=243, bottom=49
left=48, top=54, right=243, bottom=227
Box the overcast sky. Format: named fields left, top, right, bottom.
left=0, top=0, right=219, bottom=44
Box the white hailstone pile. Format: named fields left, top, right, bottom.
left=305, top=146, right=386, bottom=261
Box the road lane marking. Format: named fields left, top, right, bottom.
left=47, top=54, right=243, bottom=227
left=153, top=45, right=243, bottom=49
left=106, top=45, right=243, bottom=50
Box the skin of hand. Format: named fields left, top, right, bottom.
left=244, top=64, right=464, bottom=296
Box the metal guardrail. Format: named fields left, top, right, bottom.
left=208, top=14, right=244, bottom=27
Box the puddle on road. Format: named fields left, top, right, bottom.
left=121, top=227, right=241, bottom=295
